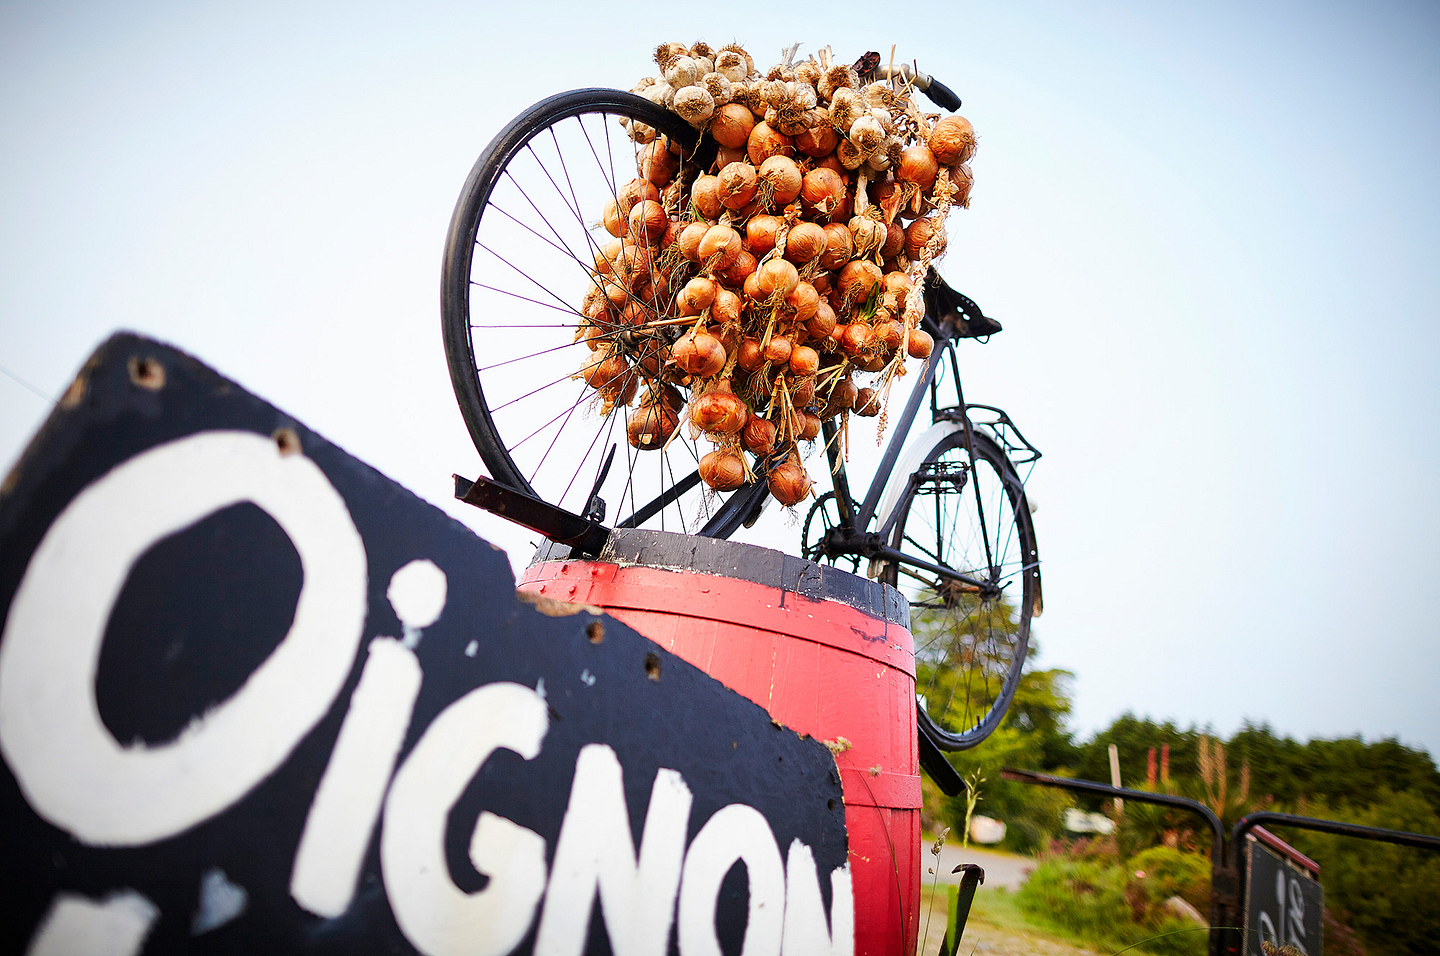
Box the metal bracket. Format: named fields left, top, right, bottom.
left=453, top=474, right=610, bottom=557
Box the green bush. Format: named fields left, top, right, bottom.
left=1128, top=846, right=1210, bottom=911
left=1015, top=855, right=1208, bottom=956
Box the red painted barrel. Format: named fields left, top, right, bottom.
left=519, top=529, right=919, bottom=956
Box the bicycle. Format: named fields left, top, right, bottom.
left=441, top=74, right=1042, bottom=756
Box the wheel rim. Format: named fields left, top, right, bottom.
left=887, top=433, right=1034, bottom=749
left=442, top=92, right=749, bottom=535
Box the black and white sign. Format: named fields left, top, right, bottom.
left=0, top=333, right=851, bottom=956
left=1243, top=837, right=1323, bottom=956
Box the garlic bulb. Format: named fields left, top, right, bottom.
left=849, top=114, right=885, bottom=156
left=828, top=87, right=860, bottom=131
left=673, top=86, right=716, bottom=127
left=715, top=50, right=747, bottom=83
left=665, top=55, right=701, bottom=89
left=702, top=72, right=732, bottom=106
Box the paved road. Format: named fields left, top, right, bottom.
left=925, top=842, right=1035, bottom=891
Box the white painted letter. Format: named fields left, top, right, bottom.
left=678, top=804, right=785, bottom=956
left=0, top=431, right=367, bottom=846
left=535, top=745, right=693, bottom=956
left=382, top=682, right=549, bottom=956
left=781, top=840, right=853, bottom=956
left=291, top=637, right=423, bottom=916
left=26, top=890, right=158, bottom=956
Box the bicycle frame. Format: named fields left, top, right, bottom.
left=812, top=309, right=1040, bottom=599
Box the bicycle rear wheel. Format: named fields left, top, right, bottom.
left=876, top=423, right=1039, bottom=750
left=441, top=89, right=753, bottom=535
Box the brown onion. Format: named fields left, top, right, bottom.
left=928, top=115, right=976, bottom=166
left=907, top=328, right=935, bottom=359
left=905, top=218, right=942, bottom=259
left=768, top=453, right=812, bottom=506
left=747, top=121, right=792, bottom=165
left=854, top=387, right=881, bottom=417
left=783, top=281, right=820, bottom=321
left=628, top=401, right=678, bottom=450
left=745, top=215, right=781, bottom=257
left=673, top=329, right=726, bottom=377
left=800, top=167, right=846, bottom=220
left=790, top=345, right=820, bottom=377
left=583, top=352, right=627, bottom=389
left=758, top=155, right=802, bottom=206
left=689, top=379, right=747, bottom=434
left=797, top=411, right=822, bottom=441
left=783, top=222, right=826, bottom=264
left=711, top=103, right=756, bottom=149
left=677, top=276, right=717, bottom=315
left=677, top=222, right=709, bottom=262
left=837, top=259, right=884, bottom=305
left=763, top=334, right=793, bottom=366
left=711, top=288, right=742, bottom=325
left=602, top=199, right=627, bottom=238
left=839, top=323, right=871, bottom=357
left=881, top=221, right=905, bottom=258
left=628, top=199, right=668, bottom=241
left=883, top=271, right=913, bottom=298
left=832, top=376, right=859, bottom=410
left=720, top=249, right=757, bottom=286
left=791, top=375, right=817, bottom=407
left=617, top=178, right=660, bottom=217
left=741, top=414, right=777, bottom=454
left=718, top=162, right=759, bottom=210
left=638, top=141, right=680, bottom=187
left=896, top=145, right=939, bottom=191
left=805, top=300, right=837, bottom=339
left=755, top=258, right=799, bottom=299
left=691, top=175, right=723, bottom=220
left=699, top=447, right=746, bottom=491
left=820, top=223, right=854, bottom=270
left=737, top=336, right=764, bottom=371
left=874, top=320, right=905, bottom=353
left=794, top=122, right=839, bottom=157
left=698, top=224, right=743, bottom=269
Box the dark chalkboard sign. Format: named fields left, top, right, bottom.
left=1243, top=835, right=1323, bottom=956
left=0, top=333, right=851, bottom=956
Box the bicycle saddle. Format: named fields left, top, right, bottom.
left=923, top=268, right=1003, bottom=339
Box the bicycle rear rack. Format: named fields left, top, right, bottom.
left=938, top=404, right=1042, bottom=464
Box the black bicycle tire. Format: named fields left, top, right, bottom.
left=440, top=88, right=755, bottom=536
left=881, top=428, right=1038, bottom=751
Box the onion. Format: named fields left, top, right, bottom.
left=819, top=223, right=854, bottom=270
left=783, top=222, right=826, bottom=264
left=783, top=281, right=820, bottom=321
left=791, top=375, right=817, bottom=407
left=711, top=287, right=742, bottom=325
left=617, top=178, right=660, bottom=217
left=794, top=122, right=839, bottom=157
left=874, top=319, right=905, bottom=352
left=602, top=199, right=627, bottom=238
left=718, top=162, right=759, bottom=210
left=745, top=215, right=781, bottom=257
left=691, top=175, right=723, bottom=220
left=741, top=415, right=777, bottom=454
left=881, top=222, right=905, bottom=258
left=677, top=222, right=709, bottom=262
left=758, top=155, right=803, bottom=206
left=853, top=387, right=881, bottom=417
left=905, top=218, right=943, bottom=259
left=677, top=276, right=718, bottom=315
left=720, top=249, right=757, bottom=286
left=699, top=448, right=746, bottom=491
left=896, top=144, right=939, bottom=191
left=849, top=215, right=885, bottom=258
left=711, top=103, right=756, bottom=149
left=639, top=141, right=679, bottom=187
left=737, top=336, right=764, bottom=371
left=698, top=224, right=743, bottom=270
left=628, top=401, right=678, bottom=450
left=755, top=258, right=799, bottom=299
left=763, top=334, right=793, bottom=366
left=837, top=259, right=884, bottom=305
left=628, top=199, right=669, bottom=241
left=742, top=269, right=763, bottom=302
left=584, top=352, right=628, bottom=389
left=790, top=345, right=820, bottom=377
left=689, top=379, right=748, bottom=434
left=833, top=376, right=859, bottom=410
left=674, top=329, right=726, bottom=377
left=928, top=115, right=977, bottom=166
left=800, top=167, right=846, bottom=221
left=767, top=453, right=812, bottom=506
left=883, top=272, right=913, bottom=298
left=907, top=328, right=935, bottom=359
left=805, top=300, right=837, bottom=339
left=839, top=323, right=871, bottom=357
left=797, top=411, right=822, bottom=441
left=747, top=121, right=792, bottom=165
left=951, top=164, right=974, bottom=208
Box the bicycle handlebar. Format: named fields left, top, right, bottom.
left=874, top=63, right=962, bottom=111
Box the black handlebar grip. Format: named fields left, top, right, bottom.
left=925, top=78, right=962, bottom=111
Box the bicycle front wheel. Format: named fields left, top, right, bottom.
left=441, top=89, right=753, bottom=536
left=877, top=423, right=1039, bottom=750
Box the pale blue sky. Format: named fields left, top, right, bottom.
left=3, top=1, right=1437, bottom=758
